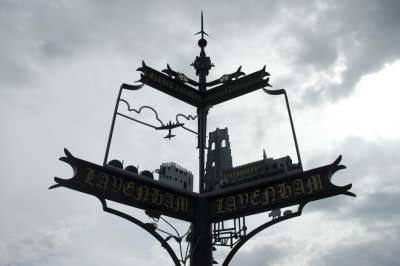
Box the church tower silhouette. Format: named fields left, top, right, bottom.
left=205, top=127, right=233, bottom=190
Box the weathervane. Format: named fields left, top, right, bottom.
left=51, top=12, right=355, bottom=266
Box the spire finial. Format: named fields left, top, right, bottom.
left=195, top=11, right=209, bottom=43
left=192, top=11, right=213, bottom=76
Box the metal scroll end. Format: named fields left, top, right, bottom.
left=162, top=64, right=173, bottom=76
left=49, top=176, right=70, bottom=190
left=49, top=183, right=62, bottom=190
left=136, top=60, right=147, bottom=72
left=50, top=148, right=76, bottom=190
left=332, top=155, right=347, bottom=174
left=121, top=83, right=144, bottom=91
left=330, top=156, right=356, bottom=197
left=342, top=184, right=356, bottom=197
left=261, top=65, right=270, bottom=76
left=59, top=148, right=74, bottom=164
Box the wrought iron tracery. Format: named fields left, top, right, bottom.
left=51, top=11, right=355, bottom=266
left=100, top=12, right=312, bottom=264
left=98, top=198, right=181, bottom=265
left=221, top=203, right=307, bottom=266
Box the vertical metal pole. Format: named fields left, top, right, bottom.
left=198, top=83, right=207, bottom=193
left=192, top=53, right=212, bottom=266
left=191, top=12, right=212, bottom=265
left=103, top=86, right=123, bottom=166
left=284, top=91, right=303, bottom=171
left=190, top=197, right=213, bottom=266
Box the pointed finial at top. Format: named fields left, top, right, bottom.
left=195, top=11, right=209, bottom=40
left=192, top=11, right=213, bottom=76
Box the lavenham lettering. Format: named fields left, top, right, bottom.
left=111, top=176, right=123, bottom=192
left=226, top=196, right=236, bottom=212
left=136, top=185, right=149, bottom=201
left=237, top=193, right=248, bottom=209
left=123, top=181, right=135, bottom=197
left=293, top=179, right=305, bottom=196
left=214, top=174, right=327, bottom=216
left=83, top=168, right=190, bottom=214
left=306, top=175, right=323, bottom=194
left=96, top=172, right=109, bottom=190
left=216, top=198, right=224, bottom=214
left=262, top=186, right=276, bottom=206
left=175, top=197, right=188, bottom=212
left=164, top=193, right=173, bottom=209
left=250, top=190, right=261, bottom=205
left=84, top=168, right=95, bottom=186
left=277, top=182, right=291, bottom=199
left=152, top=189, right=163, bottom=206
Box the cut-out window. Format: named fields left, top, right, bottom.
left=221, top=139, right=226, bottom=147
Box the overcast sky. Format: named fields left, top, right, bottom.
left=1, top=0, right=400, bottom=265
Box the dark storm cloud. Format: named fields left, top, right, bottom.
left=2, top=0, right=398, bottom=97
left=291, top=0, right=400, bottom=103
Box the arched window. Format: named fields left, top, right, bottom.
left=211, top=142, right=215, bottom=150
left=221, top=139, right=226, bottom=147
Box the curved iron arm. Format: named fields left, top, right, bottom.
left=97, top=197, right=181, bottom=266
left=103, top=83, right=143, bottom=166
left=263, top=88, right=303, bottom=171
left=222, top=202, right=308, bottom=266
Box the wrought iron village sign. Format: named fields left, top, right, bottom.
left=51, top=13, right=355, bottom=266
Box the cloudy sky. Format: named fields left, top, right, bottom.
left=1, top=0, right=400, bottom=265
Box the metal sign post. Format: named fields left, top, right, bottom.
left=51, top=12, right=355, bottom=266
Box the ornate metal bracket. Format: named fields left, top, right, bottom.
left=98, top=197, right=183, bottom=266
left=222, top=203, right=307, bottom=266
left=263, top=88, right=303, bottom=170
left=212, top=217, right=247, bottom=248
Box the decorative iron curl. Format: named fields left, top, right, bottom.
left=119, top=99, right=164, bottom=127
left=97, top=198, right=181, bottom=266
left=154, top=217, right=193, bottom=265
left=176, top=114, right=198, bottom=135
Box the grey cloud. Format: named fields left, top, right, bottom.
left=3, top=0, right=399, bottom=99
left=228, top=243, right=287, bottom=266
left=346, top=191, right=400, bottom=224
left=281, top=136, right=400, bottom=265
left=220, top=233, right=306, bottom=266
left=300, top=0, right=400, bottom=102
left=312, top=225, right=400, bottom=266
left=0, top=214, right=97, bottom=265
left=304, top=136, right=400, bottom=213
left=0, top=227, right=71, bottom=265
left=258, top=0, right=400, bottom=104
left=0, top=1, right=157, bottom=89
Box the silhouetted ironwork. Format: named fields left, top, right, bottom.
left=51, top=11, right=355, bottom=266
